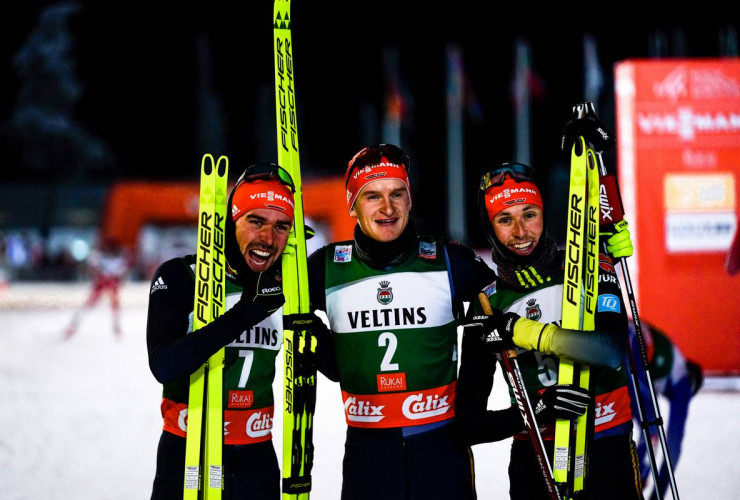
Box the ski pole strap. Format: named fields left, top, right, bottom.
left=283, top=313, right=318, bottom=330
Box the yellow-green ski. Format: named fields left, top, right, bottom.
left=203, top=155, right=228, bottom=499
left=183, top=154, right=229, bottom=499
left=554, top=136, right=587, bottom=497
left=274, top=1, right=315, bottom=498
left=572, top=146, right=599, bottom=493
left=554, top=135, right=600, bottom=498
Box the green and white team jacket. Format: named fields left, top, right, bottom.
left=322, top=237, right=462, bottom=429
left=480, top=251, right=633, bottom=439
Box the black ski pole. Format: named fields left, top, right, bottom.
left=478, top=294, right=562, bottom=500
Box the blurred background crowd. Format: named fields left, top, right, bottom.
left=0, top=3, right=736, bottom=284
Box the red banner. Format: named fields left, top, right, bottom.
left=615, top=59, right=740, bottom=374
left=340, top=382, right=456, bottom=429
left=161, top=398, right=274, bottom=445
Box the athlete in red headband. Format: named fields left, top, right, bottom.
left=457, top=162, right=642, bottom=500
left=147, top=162, right=294, bottom=499
left=230, top=173, right=295, bottom=273
left=308, top=144, right=498, bottom=500
left=483, top=174, right=544, bottom=258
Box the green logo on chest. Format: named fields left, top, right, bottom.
left=377, top=280, right=393, bottom=305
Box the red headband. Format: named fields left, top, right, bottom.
left=231, top=179, right=295, bottom=222
left=484, top=177, right=543, bottom=221
left=345, top=159, right=411, bottom=212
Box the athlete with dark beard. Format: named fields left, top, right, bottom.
left=146, top=163, right=295, bottom=500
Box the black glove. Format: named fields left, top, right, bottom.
left=561, top=101, right=615, bottom=154
left=239, top=267, right=285, bottom=319
left=463, top=310, right=520, bottom=352
left=533, top=385, right=591, bottom=424
left=220, top=269, right=285, bottom=341
left=252, top=287, right=285, bottom=314
left=252, top=272, right=285, bottom=314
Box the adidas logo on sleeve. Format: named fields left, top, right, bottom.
left=151, top=277, right=168, bottom=294
left=485, top=331, right=502, bottom=344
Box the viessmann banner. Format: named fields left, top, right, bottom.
left=615, top=59, right=740, bottom=374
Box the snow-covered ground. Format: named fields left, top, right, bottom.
left=1, top=282, right=738, bottom=499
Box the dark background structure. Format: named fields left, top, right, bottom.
left=1, top=2, right=737, bottom=278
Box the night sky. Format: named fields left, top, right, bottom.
left=1, top=3, right=735, bottom=242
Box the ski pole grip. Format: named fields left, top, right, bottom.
left=574, top=101, right=600, bottom=122
left=574, top=102, right=590, bottom=120
left=477, top=293, right=517, bottom=358
left=478, top=293, right=494, bottom=315
left=562, top=101, right=615, bottom=154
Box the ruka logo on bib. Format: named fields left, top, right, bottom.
left=377, top=281, right=393, bottom=305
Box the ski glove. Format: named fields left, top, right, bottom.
left=241, top=268, right=285, bottom=318
left=561, top=107, right=615, bottom=154
left=533, top=385, right=591, bottom=424
left=602, top=222, right=634, bottom=258
left=251, top=282, right=285, bottom=315
left=252, top=288, right=285, bottom=315
left=463, top=311, right=520, bottom=352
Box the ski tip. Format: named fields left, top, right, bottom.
left=216, top=155, right=229, bottom=177
left=201, top=154, right=215, bottom=175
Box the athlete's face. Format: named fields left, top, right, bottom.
left=350, top=178, right=411, bottom=243
left=492, top=204, right=544, bottom=257
left=235, top=208, right=292, bottom=272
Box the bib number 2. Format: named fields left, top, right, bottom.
left=378, top=332, right=399, bottom=371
